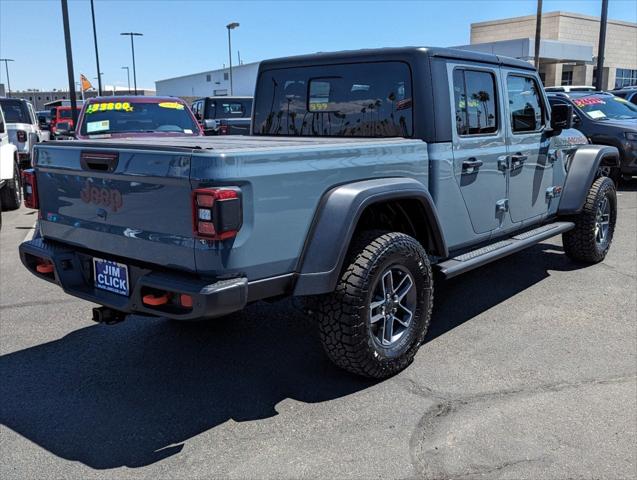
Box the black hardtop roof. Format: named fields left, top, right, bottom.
left=258, top=46, right=535, bottom=72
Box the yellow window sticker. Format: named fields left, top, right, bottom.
left=158, top=102, right=185, bottom=110
left=614, top=97, right=628, bottom=103
left=86, top=102, right=134, bottom=114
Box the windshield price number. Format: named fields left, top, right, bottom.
left=86, top=102, right=134, bottom=114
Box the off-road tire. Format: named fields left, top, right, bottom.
left=562, top=176, right=617, bottom=263
left=314, top=231, right=433, bottom=379
left=0, top=161, right=22, bottom=211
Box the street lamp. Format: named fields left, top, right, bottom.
left=0, top=58, right=14, bottom=97
left=122, top=66, right=131, bottom=94
left=120, top=32, right=143, bottom=95
left=226, top=22, right=239, bottom=95
left=90, top=0, right=102, bottom=95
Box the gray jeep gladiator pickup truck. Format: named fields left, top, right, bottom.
left=19, top=47, right=619, bottom=379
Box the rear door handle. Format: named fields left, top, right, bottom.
left=510, top=153, right=528, bottom=170
left=462, top=158, right=484, bottom=173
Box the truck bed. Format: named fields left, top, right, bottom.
left=34, top=135, right=428, bottom=281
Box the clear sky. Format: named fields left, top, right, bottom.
left=1, top=0, right=636, bottom=91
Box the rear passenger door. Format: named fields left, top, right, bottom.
left=502, top=72, right=553, bottom=223
left=450, top=65, right=508, bottom=234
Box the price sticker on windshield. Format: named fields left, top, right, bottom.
left=158, top=102, right=185, bottom=110
left=86, top=102, right=134, bottom=114
left=572, top=97, right=605, bottom=107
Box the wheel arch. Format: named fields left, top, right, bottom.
left=558, top=145, right=619, bottom=215
left=293, top=178, right=447, bottom=296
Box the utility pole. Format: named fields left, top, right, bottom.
left=533, top=0, right=543, bottom=70
left=90, top=0, right=102, bottom=95
left=61, top=0, right=78, bottom=127
left=122, top=66, right=131, bottom=94
left=120, top=32, right=143, bottom=95
left=226, top=22, right=239, bottom=95
left=595, top=0, right=609, bottom=90
left=0, top=59, right=14, bottom=97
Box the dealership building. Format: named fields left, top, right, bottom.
left=155, top=62, right=259, bottom=100
left=462, top=11, right=636, bottom=89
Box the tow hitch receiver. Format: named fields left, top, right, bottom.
left=92, top=306, right=126, bottom=325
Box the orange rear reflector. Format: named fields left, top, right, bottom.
left=36, top=262, right=54, bottom=274
left=143, top=293, right=170, bottom=306
left=180, top=294, right=193, bottom=308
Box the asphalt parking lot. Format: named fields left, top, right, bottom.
left=1, top=183, right=636, bottom=480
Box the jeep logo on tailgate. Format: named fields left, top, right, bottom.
left=80, top=180, right=123, bottom=212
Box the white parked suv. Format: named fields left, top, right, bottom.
left=0, top=97, right=49, bottom=169
left=0, top=105, right=21, bottom=225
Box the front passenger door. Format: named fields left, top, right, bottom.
left=503, top=73, right=553, bottom=223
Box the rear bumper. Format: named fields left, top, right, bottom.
left=19, top=238, right=248, bottom=320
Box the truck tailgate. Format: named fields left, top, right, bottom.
left=35, top=143, right=196, bottom=271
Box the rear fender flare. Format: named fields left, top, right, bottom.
left=293, top=177, right=447, bottom=296
left=558, top=145, right=619, bottom=215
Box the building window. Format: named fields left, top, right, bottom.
left=561, top=70, right=573, bottom=86
left=615, top=68, right=637, bottom=88
left=224, top=72, right=229, bottom=80
left=206, top=74, right=211, bottom=82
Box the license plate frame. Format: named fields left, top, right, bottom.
left=93, top=257, right=130, bottom=296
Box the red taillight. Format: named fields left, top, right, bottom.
left=17, top=130, right=27, bottom=142
left=192, top=187, right=242, bottom=240
left=218, top=124, right=229, bottom=135
left=21, top=169, right=39, bottom=209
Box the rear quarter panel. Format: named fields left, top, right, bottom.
left=191, top=140, right=428, bottom=280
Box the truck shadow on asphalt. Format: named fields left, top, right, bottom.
left=0, top=242, right=586, bottom=470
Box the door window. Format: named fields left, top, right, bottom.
left=507, top=75, right=545, bottom=133
left=453, top=69, right=498, bottom=135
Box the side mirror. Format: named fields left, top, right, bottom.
left=572, top=114, right=581, bottom=125
left=204, top=119, right=218, bottom=130
left=550, top=103, right=573, bottom=131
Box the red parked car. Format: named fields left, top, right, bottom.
left=67, top=96, right=203, bottom=139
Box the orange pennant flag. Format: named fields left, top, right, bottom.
left=80, top=74, right=93, bottom=92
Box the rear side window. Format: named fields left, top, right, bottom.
left=0, top=99, right=29, bottom=123
left=253, top=62, right=413, bottom=137
left=507, top=75, right=545, bottom=133
left=453, top=69, right=498, bottom=135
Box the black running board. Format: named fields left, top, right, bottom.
left=436, top=221, right=575, bottom=279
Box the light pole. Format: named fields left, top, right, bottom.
left=595, top=0, right=609, bottom=90
left=90, top=0, right=102, bottom=95
left=533, top=0, right=543, bottom=70
left=122, top=66, right=131, bottom=94
left=120, top=32, right=143, bottom=95
left=61, top=0, right=78, bottom=126
left=0, top=58, right=14, bottom=97
left=226, top=22, right=239, bottom=95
